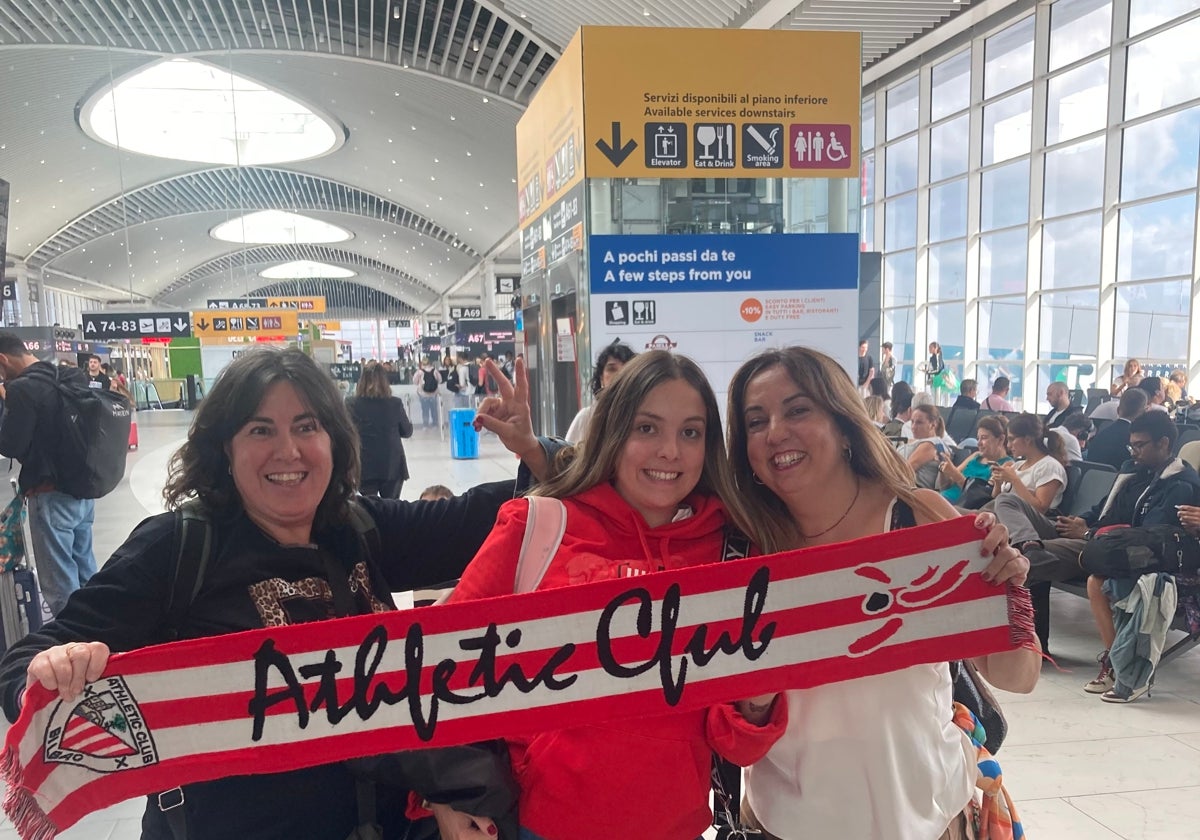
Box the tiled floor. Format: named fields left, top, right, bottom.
left=1, top=410, right=1198, bottom=839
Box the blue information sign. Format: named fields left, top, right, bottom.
left=589, top=233, right=858, bottom=294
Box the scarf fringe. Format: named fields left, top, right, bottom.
left=2, top=745, right=57, bottom=840
left=1006, top=583, right=1039, bottom=654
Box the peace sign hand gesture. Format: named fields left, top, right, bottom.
left=473, top=357, right=549, bottom=480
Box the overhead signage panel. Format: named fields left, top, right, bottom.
left=515, top=36, right=584, bottom=230
left=207, top=296, right=327, bottom=313
left=82, top=312, right=192, bottom=340
left=580, top=27, right=861, bottom=179
left=190, top=309, right=299, bottom=339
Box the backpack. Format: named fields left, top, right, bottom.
left=31, top=366, right=132, bottom=499
left=468, top=363, right=484, bottom=396
left=420, top=368, right=439, bottom=394
left=446, top=368, right=461, bottom=394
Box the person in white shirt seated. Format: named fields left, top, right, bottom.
left=991, top=413, right=1071, bottom=551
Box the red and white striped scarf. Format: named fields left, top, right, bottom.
left=3, top=517, right=1033, bottom=839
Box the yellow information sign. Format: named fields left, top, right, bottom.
left=515, top=36, right=584, bottom=231
left=579, top=27, right=861, bottom=179
left=266, top=296, right=326, bottom=313
left=191, top=309, right=300, bottom=339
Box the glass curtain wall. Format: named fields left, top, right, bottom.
left=863, top=0, right=1200, bottom=412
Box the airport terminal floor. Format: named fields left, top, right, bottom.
left=0, top=411, right=1198, bottom=839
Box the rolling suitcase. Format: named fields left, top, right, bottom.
left=0, top=480, right=44, bottom=654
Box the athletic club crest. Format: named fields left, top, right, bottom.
left=43, top=676, right=159, bottom=773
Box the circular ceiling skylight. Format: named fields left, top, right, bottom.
left=211, top=211, right=353, bottom=244
left=260, top=261, right=357, bottom=279
left=81, top=58, right=344, bottom=165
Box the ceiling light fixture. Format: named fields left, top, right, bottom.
left=211, top=210, right=353, bottom=244
left=393, top=5, right=401, bottom=19
left=80, top=58, right=342, bottom=165
left=472, top=38, right=481, bottom=52
left=261, top=261, right=356, bottom=280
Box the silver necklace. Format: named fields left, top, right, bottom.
left=799, top=479, right=861, bottom=543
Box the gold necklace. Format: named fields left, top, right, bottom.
left=799, top=479, right=861, bottom=543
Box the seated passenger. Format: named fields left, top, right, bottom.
left=937, top=415, right=1012, bottom=508
left=1024, top=411, right=1200, bottom=656
left=990, top=413, right=1069, bottom=545
left=440, top=350, right=785, bottom=840
left=897, top=404, right=944, bottom=489
left=951, top=378, right=980, bottom=411
left=1086, top=389, right=1147, bottom=470
left=1110, top=358, right=1142, bottom=397
left=981, top=375, right=1015, bottom=412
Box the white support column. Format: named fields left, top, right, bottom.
left=1022, top=3, right=1052, bottom=412
left=1097, top=0, right=1129, bottom=393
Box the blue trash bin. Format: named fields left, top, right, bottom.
left=449, top=408, right=479, bottom=459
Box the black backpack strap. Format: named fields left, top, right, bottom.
left=164, top=501, right=213, bottom=641
left=889, top=498, right=918, bottom=531
left=158, top=501, right=213, bottom=838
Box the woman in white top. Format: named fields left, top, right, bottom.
left=725, top=347, right=1040, bottom=840
left=564, top=341, right=636, bottom=443
left=990, top=413, right=1070, bottom=551
left=1110, top=358, right=1142, bottom=397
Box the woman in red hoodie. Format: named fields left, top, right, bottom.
left=438, top=350, right=786, bottom=840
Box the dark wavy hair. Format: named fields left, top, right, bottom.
left=163, top=348, right=361, bottom=530
left=588, top=340, right=637, bottom=397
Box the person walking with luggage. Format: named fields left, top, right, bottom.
left=0, top=333, right=99, bottom=615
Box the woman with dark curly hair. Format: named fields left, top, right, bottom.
left=0, top=347, right=556, bottom=840
left=564, top=340, right=637, bottom=443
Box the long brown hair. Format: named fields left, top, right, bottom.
left=355, top=362, right=392, bottom=398
left=725, top=347, right=942, bottom=554
left=534, top=351, right=737, bottom=511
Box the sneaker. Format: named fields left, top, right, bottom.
left=1101, top=683, right=1152, bottom=704
left=1084, top=650, right=1114, bottom=693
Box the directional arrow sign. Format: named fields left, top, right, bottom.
left=81, top=311, right=192, bottom=340
left=196, top=318, right=210, bottom=331
left=595, top=122, right=637, bottom=167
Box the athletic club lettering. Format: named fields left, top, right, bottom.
left=42, top=676, right=159, bottom=773
left=249, top=567, right=776, bottom=741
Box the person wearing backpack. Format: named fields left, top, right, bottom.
left=417, top=357, right=440, bottom=429
left=0, top=332, right=130, bottom=616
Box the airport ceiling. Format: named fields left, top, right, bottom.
left=0, top=0, right=975, bottom=317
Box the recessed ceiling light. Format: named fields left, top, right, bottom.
left=211, top=210, right=352, bottom=244
left=80, top=57, right=342, bottom=165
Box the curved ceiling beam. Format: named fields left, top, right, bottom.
left=27, top=166, right=478, bottom=270
left=159, top=244, right=440, bottom=306
left=0, top=0, right=558, bottom=106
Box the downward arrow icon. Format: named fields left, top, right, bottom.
left=174, top=318, right=188, bottom=332
left=197, top=318, right=210, bottom=331
left=595, top=122, right=637, bottom=167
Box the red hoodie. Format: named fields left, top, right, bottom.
left=448, top=483, right=786, bottom=840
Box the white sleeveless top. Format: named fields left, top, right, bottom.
left=744, top=500, right=977, bottom=840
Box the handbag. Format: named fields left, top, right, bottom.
left=0, top=495, right=27, bottom=573
left=950, top=659, right=1007, bottom=755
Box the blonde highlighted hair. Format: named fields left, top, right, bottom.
left=724, top=347, right=944, bottom=554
